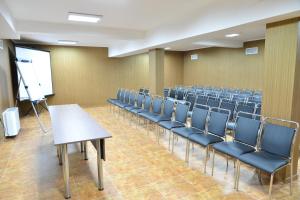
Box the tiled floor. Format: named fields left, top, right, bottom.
left=0, top=106, right=299, bottom=200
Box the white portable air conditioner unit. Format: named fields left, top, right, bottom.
left=2, top=107, right=20, bottom=137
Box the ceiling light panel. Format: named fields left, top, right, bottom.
left=68, top=12, right=102, bottom=23
left=58, top=40, right=78, bottom=45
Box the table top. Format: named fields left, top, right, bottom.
left=49, top=104, right=112, bottom=145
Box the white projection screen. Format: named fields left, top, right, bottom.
left=16, top=46, right=54, bottom=100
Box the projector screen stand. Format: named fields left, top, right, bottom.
left=15, top=60, right=48, bottom=133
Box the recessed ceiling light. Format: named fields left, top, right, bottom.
left=225, top=33, right=240, bottom=38
left=68, top=12, right=102, bottom=23
left=58, top=40, right=78, bottom=45
left=165, top=47, right=171, bottom=50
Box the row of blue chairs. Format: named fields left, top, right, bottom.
left=165, top=86, right=262, bottom=104
left=107, top=88, right=298, bottom=199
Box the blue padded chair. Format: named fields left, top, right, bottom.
left=169, top=89, right=176, bottom=99
left=176, top=89, right=185, bottom=100
left=112, top=89, right=125, bottom=108
left=196, top=95, right=208, bottom=106
left=117, top=90, right=131, bottom=109
left=207, top=97, right=220, bottom=108
left=124, top=92, right=137, bottom=112
left=147, top=99, right=174, bottom=124
left=188, top=107, right=230, bottom=173
left=139, top=96, right=163, bottom=119
left=139, top=88, right=145, bottom=94
left=158, top=102, right=190, bottom=148
left=163, top=88, right=170, bottom=98
left=136, top=95, right=152, bottom=124
left=220, top=100, right=236, bottom=120
left=227, top=102, right=255, bottom=130
left=172, top=105, right=209, bottom=162
left=186, top=93, right=196, bottom=117
left=236, top=117, right=299, bottom=198
left=129, top=94, right=144, bottom=114
left=211, top=115, right=262, bottom=177
left=107, top=88, right=122, bottom=105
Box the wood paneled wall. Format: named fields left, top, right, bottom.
left=0, top=40, right=14, bottom=138
left=28, top=45, right=150, bottom=106
left=183, top=40, right=264, bottom=90
left=164, top=51, right=184, bottom=88
left=263, top=19, right=300, bottom=175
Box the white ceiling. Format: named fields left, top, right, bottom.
left=0, top=0, right=300, bottom=57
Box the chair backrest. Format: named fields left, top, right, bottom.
left=139, top=88, right=144, bottom=94
left=220, top=100, right=236, bottom=120
left=207, top=108, right=230, bottom=137
left=255, top=106, right=261, bottom=115
left=169, top=89, right=176, bottom=98
left=144, top=89, right=150, bottom=95
left=234, top=116, right=262, bottom=147
left=191, top=105, right=209, bottom=131
left=163, top=88, right=170, bottom=98
left=174, top=102, right=190, bottom=123
left=196, top=95, right=208, bottom=105
left=163, top=99, right=174, bottom=118
left=219, top=93, right=231, bottom=99
left=119, top=90, right=125, bottom=101
left=124, top=90, right=131, bottom=103
left=129, top=92, right=136, bottom=106
left=176, top=89, right=185, bottom=100
left=143, top=96, right=152, bottom=111
left=136, top=94, right=144, bottom=108
left=116, top=89, right=122, bottom=100
left=186, top=93, right=196, bottom=111
left=194, top=104, right=210, bottom=110
left=152, top=97, right=163, bottom=114
left=260, top=118, right=298, bottom=158
left=207, top=97, right=220, bottom=108
left=236, top=102, right=255, bottom=117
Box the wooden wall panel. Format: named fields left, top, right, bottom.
left=0, top=40, right=14, bottom=138
left=263, top=19, right=300, bottom=175
left=262, top=23, right=298, bottom=119
left=149, top=49, right=164, bottom=95
left=27, top=45, right=150, bottom=106
left=183, top=40, right=264, bottom=90
left=164, top=51, right=184, bottom=88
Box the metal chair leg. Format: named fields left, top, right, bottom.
left=235, top=160, right=241, bottom=190
left=185, top=139, right=189, bottom=163
left=290, top=163, right=293, bottom=195
left=269, top=173, right=274, bottom=199
left=226, top=155, right=229, bottom=172
left=211, top=149, right=215, bottom=176
left=172, top=132, right=175, bottom=153
left=168, top=130, right=171, bottom=150
left=204, top=147, right=209, bottom=173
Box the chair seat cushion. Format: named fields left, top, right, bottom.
left=158, top=121, right=185, bottom=130
left=227, top=122, right=236, bottom=130
left=172, top=127, right=203, bottom=138
left=107, top=98, right=117, bottom=104
left=124, top=105, right=136, bottom=111
left=138, top=111, right=153, bottom=119
left=239, top=151, right=289, bottom=174
left=130, top=108, right=144, bottom=114
left=213, top=141, right=255, bottom=158
left=148, top=115, right=171, bottom=123
left=189, top=133, right=223, bottom=147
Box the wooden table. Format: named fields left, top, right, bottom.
left=49, top=104, right=112, bottom=199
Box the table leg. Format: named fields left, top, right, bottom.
left=62, top=144, right=71, bottom=199
left=80, top=142, right=84, bottom=153
left=96, top=139, right=104, bottom=190
left=57, top=145, right=62, bottom=165
left=84, top=141, right=88, bottom=160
